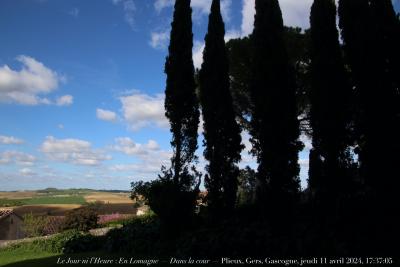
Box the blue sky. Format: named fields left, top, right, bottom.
left=1, top=0, right=398, bottom=191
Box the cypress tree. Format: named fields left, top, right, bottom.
left=309, top=0, right=352, bottom=202
left=339, top=0, right=399, bottom=202
left=339, top=0, right=400, bottom=253
left=165, top=0, right=200, bottom=189
left=199, top=0, right=243, bottom=217
left=370, top=0, right=400, bottom=92
left=250, top=0, right=302, bottom=216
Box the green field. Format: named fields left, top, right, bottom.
left=0, top=196, right=87, bottom=207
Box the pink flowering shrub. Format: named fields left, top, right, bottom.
left=98, top=213, right=132, bottom=225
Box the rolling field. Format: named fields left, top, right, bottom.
left=0, top=188, right=136, bottom=216
left=84, top=192, right=133, bottom=204
left=0, top=196, right=86, bottom=207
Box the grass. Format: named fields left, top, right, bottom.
left=0, top=251, right=166, bottom=267
left=0, top=247, right=59, bottom=266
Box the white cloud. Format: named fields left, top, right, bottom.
left=96, top=108, right=117, bottom=122
left=58, top=124, right=64, bottom=129
left=0, top=55, right=66, bottom=105
left=149, top=30, right=170, bottom=50
left=238, top=0, right=313, bottom=37
left=56, top=95, right=73, bottom=106
left=0, top=151, right=36, bottom=166
left=240, top=130, right=257, bottom=166
left=111, top=137, right=160, bottom=155
left=154, top=0, right=232, bottom=22
left=40, top=136, right=111, bottom=166
left=300, top=134, right=312, bottom=150
left=0, top=135, right=24, bottom=145
left=280, top=0, right=313, bottom=29
left=19, top=168, right=36, bottom=176
left=240, top=0, right=255, bottom=36
left=120, top=92, right=168, bottom=131
left=220, top=0, right=232, bottom=22
left=154, top=0, right=173, bottom=13
left=68, top=7, right=80, bottom=17
left=110, top=149, right=172, bottom=175
left=112, top=0, right=136, bottom=29
left=193, top=41, right=205, bottom=70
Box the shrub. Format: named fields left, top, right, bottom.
left=62, top=206, right=98, bottom=232
left=104, top=214, right=163, bottom=255
left=22, top=213, right=49, bottom=237
left=62, top=230, right=103, bottom=253
left=131, top=174, right=199, bottom=235
left=1, top=230, right=102, bottom=254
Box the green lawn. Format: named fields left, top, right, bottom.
left=0, top=247, right=60, bottom=266
left=0, top=251, right=166, bottom=267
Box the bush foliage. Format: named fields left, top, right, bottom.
left=61, top=206, right=98, bottom=232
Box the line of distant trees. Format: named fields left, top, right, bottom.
left=131, top=0, right=399, bottom=255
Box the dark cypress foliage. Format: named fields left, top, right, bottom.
left=309, top=0, right=352, bottom=202
left=370, top=0, right=400, bottom=93
left=339, top=0, right=400, bottom=254
left=250, top=0, right=302, bottom=216
left=165, top=0, right=200, bottom=189
left=369, top=0, right=400, bottom=202
left=339, top=0, right=399, bottom=202
left=199, top=0, right=243, bottom=217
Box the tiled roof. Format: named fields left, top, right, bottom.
left=43, top=216, right=65, bottom=235
left=0, top=209, right=13, bottom=220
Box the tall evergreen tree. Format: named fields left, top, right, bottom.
left=165, top=0, right=200, bottom=189
left=309, top=0, right=352, bottom=201
left=339, top=0, right=400, bottom=254
left=370, top=0, right=400, bottom=93
left=339, top=0, right=399, bottom=201
left=199, top=0, right=243, bottom=216
left=250, top=0, right=302, bottom=216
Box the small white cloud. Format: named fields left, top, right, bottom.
left=0, top=151, right=36, bottom=166
left=58, top=124, right=64, bottom=129
left=154, top=0, right=174, bottom=13
left=0, top=135, right=24, bottom=145
left=111, top=137, right=160, bottom=156
left=0, top=55, right=65, bottom=105
left=120, top=92, right=168, bottom=131
left=280, top=0, right=314, bottom=29
left=240, top=130, right=257, bottom=166
left=225, top=30, right=241, bottom=42
left=149, top=30, right=170, bottom=50
left=96, top=108, right=117, bottom=122
left=40, top=136, right=111, bottom=166
left=110, top=149, right=172, bottom=175
left=56, top=95, right=73, bottom=106
left=68, top=7, right=80, bottom=17
left=300, top=134, right=313, bottom=150
left=193, top=41, right=205, bottom=70
left=154, top=0, right=231, bottom=23
left=112, top=0, right=136, bottom=29
left=240, top=0, right=255, bottom=36
left=220, top=0, right=232, bottom=22
left=19, top=168, right=36, bottom=176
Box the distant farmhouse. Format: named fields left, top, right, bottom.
left=0, top=209, right=25, bottom=240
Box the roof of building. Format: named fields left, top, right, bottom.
left=43, top=216, right=65, bottom=235
left=0, top=209, right=14, bottom=221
